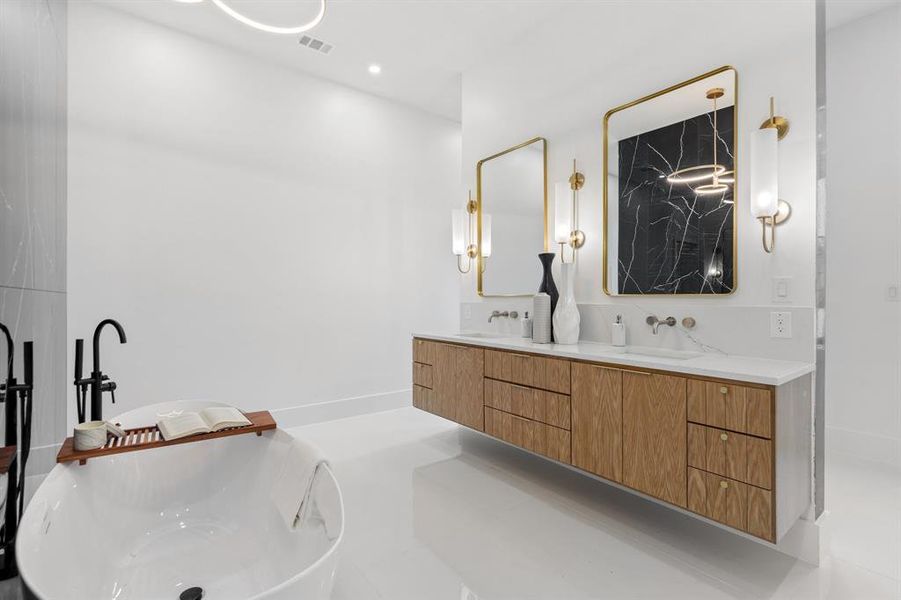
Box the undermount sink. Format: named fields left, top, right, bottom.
left=621, top=346, right=702, bottom=360
left=454, top=332, right=507, bottom=339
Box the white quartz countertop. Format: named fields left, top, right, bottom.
left=413, top=332, right=815, bottom=386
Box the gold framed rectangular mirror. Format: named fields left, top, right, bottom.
left=477, top=137, right=548, bottom=297
left=603, top=66, right=737, bottom=296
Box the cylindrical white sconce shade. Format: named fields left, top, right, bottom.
left=481, top=214, right=492, bottom=257
left=554, top=181, right=572, bottom=243
left=452, top=209, right=466, bottom=255
left=750, top=127, right=778, bottom=218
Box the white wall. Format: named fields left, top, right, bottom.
left=67, top=4, right=461, bottom=427
left=458, top=1, right=817, bottom=363
left=826, top=5, right=901, bottom=467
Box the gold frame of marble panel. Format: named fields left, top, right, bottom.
left=476, top=136, right=549, bottom=297
left=602, top=65, right=739, bottom=297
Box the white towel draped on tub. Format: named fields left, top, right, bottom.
left=271, top=437, right=329, bottom=530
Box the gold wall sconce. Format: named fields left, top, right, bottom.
left=452, top=191, right=490, bottom=273
left=750, top=96, right=791, bottom=253
left=554, top=160, right=585, bottom=264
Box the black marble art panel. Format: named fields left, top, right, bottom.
left=617, top=106, right=734, bottom=294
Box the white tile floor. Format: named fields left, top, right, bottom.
left=289, top=407, right=901, bottom=600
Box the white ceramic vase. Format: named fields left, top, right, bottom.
left=552, top=263, right=580, bottom=344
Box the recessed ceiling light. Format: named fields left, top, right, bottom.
left=368, top=64, right=382, bottom=75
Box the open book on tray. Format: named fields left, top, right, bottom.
left=158, top=407, right=252, bottom=441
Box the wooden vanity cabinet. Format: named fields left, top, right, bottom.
left=412, top=337, right=806, bottom=545
left=622, top=371, right=688, bottom=507
left=413, top=339, right=484, bottom=431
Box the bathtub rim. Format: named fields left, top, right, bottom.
left=17, top=429, right=346, bottom=599
left=247, top=461, right=345, bottom=600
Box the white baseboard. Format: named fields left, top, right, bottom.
left=827, top=425, right=901, bottom=469
left=271, top=389, right=412, bottom=429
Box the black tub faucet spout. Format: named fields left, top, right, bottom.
left=88, top=319, right=127, bottom=422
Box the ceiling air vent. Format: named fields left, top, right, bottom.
left=299, top=35, right=333, bottom=55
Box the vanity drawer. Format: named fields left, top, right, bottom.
left=412, top=338, right=437, bottom=365
left=484, top=349, right=570, bottom=394
left=412, top=362, right=433, bottom=389
left=688, top=423, right=773, bottom=489
left=687, top=467, right=774, bottom=542
left=484, top=407, right=571, bottom=463
left=687, top=380, right=773, bottom=438
left=484, top=378, right=571, bottom=430
left=412, top=384, right=435, bottom=413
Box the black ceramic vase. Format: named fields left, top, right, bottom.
left=538, top=252, right=559, bottom=324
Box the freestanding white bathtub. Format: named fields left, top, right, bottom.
left=16, top=402, right=344, bottom=600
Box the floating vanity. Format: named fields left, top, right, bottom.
left=411, top=333, right=814, bottom=544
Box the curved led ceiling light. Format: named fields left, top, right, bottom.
left=667, top=87, right=732, bottom=197
left=665, top=164, right=725, bottom=184
left=208, top=0, right=326, bottom=35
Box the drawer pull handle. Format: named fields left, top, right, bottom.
left=720, top=433, right=729, bottom=441
left=509, top=353, right=532, bottom=360
left=621, top=369, right=652, bottom=376
left=719, top=386, right=728, bottom=395
left=720, top=480, right=729, bottom=489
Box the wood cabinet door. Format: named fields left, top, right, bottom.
left=454, top=345, right=484, bottom=431
left=623, top=371, right=687, bottom=507
left=571, top=364, right=622, bottom=482
left=432, top=343, right=457, bottom=421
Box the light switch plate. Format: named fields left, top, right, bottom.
left=887, top=285, right=900, bottom=302
left=772, top=277, right=793, bottom=304
left=463, top=304, right=472, bottom=320
left=770, top=311, right=792, bottom=338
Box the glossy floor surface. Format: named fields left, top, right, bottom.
left=289, top=407, right=901, bottom=600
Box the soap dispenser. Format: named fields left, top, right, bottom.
left=612, top=314, right=626, bottom=348
left=521, top=311, right=533, bottom=339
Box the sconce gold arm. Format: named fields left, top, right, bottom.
left=757, top=97, right=791, bottom=254
left=760, top=96, right=790, bottom=140
left=455, top=191, right=480, bottom=274
left=561, top=159, right=586, bottom=265
left=456, top=254, right=472, bottom=274
left=760, top=216, right=776, bottom=254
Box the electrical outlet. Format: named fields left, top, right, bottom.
left=887, top=285, right=900, bottom=303
left=463, top=305, right=472, bottom=320
left=770, top=311, right=792, bottom=338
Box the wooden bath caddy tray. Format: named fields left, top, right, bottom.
left=57, top=410, right=276, bottom=465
